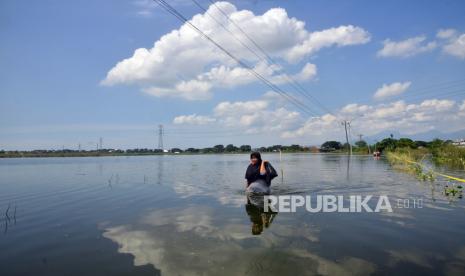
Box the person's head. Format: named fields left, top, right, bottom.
left=252, top=222, right=263, bottom=235
left=250, top=152, right=262, bottom=165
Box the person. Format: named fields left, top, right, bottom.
left=245, top=152, right=278, bottom=194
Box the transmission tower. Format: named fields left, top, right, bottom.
left=158, top=125, right=164, bottom=151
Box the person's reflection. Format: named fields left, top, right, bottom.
left=245, top=195, right=278, bottom=235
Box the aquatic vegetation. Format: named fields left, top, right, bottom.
left=386, top=151, right=435, bottom=181
left=432, top=144, right=465, bottom=169
left=387, top=151, right=465, bottom=204
left=444, top=184, right=463, bottom=200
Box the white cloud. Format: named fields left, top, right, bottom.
left=176, top=96, right=302, bottom=134
left=173, top=114, right=216, bottom=125
left=442, top=33, right=465, bottom=59
left=377, top=36, right=436, bottom=58
left=284, top=99, right=464, bottom=140
left=294, top=63, right=318, bottom=81
left=213, top=100, right=269, bottom=116
left=286, top=25, right=371, bottom=63
left=373, top=81, right=411, bottom=100
left=460, top=100, right=465, bottom=111
left=173, top=96, right=465, bottom=144
left=102, top=2, right=369, bottom=100
left=436, top=29, right=457, bottom=39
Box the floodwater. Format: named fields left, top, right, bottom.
left=1, top=154, right=464, bottom=276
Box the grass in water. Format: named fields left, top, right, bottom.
left=386, top=150, right=435, bottom=181
left=432, top=144, right=465, bottom=169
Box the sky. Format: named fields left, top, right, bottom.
left=1, top=0, right=465, bottom=150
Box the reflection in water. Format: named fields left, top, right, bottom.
left=245, top=195, right=277, bottom=235
left=1, top=154, right=465, bottom=275
left=3, top=203, right=17, bottom=234
left=346, top=154, right=351, bottom=180
left=102, top=204, right=378, bottom=276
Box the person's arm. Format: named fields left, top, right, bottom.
left=260, top=160, right=267, bottom=175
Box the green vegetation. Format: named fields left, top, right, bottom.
left=385, top=151, right=435, bottom=181
left=431, top=144, right=465, bottom=168
left=375, top=138, right=465, bottom=169
left=320, top=141, right=342, bottom=152
left=444, top=184, right=463, bottom=199
left=383, top=138, right=464, bottom=201
left=320, top=140, right=371, bottom=154
left=0, top=144, right=318, bottom=158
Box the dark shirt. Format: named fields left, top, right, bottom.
left=245, top=161, right=278, bottom=186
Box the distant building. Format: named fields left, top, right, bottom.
left=452, top=138, right=465, bottom=147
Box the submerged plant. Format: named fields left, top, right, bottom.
left=444, top=184, right=463, bottom=199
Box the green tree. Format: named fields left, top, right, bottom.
left=185, top=148, right=199, bottom=153
left=355, top=140, right=367, bottom=148
left=239, top=145, right=251, bottom=152
left=320, top=141, right=342, bottom=152
left=225, top=144, right=237, bottom=152
left=414, top=140, right=428, bottom=148
left=376, top=138, right=398, bottom=152
left=397, top=138, right=415, bottom=148
left=213, top=144, right=224, bottom=153
left=428, top=138, right=444, bottom=149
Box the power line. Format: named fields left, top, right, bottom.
left=353, top=78, right=465, bottom=105
left=154, top=0, right=319, bottom=117
left=204, top=0, right=334, bottom=116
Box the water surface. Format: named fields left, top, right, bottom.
left=1, top=154, right=464, bottom=275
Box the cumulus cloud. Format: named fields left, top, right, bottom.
left=173, top=95, right=465, bottom=144
left=377, top=36, right=436, bottom=58
left=378, top=29, right=465, bottom=60
left=173, top=114, right=216, bottom=125
left=436, top=28, right=465, bottom=59
left=373, top=81, right=411, bottom=100
left=436, top=29, right=457, bottom=39
left=285, top=25, right=371, bottom=63
left=442, top=33, right=465, bottom=59
left=175, top=95, right=302, bottom=134
left=102, top=2, right=369, bottom=100
left=283, top=99, right=465, bottom=141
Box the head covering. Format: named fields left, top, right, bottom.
left=250, top=151, right=262, bottom=162
left=246, top=152, right=263, bottom=185
left=245, top=152, right=278, bottom=186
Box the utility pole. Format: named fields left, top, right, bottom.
left=158, top=125, right=164, bottom=151
left=99, top=137, right=103, bottom=150
left=342, top=121, right=352, bottom=155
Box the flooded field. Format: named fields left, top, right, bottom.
left=1, top=154, right=465, bottom=275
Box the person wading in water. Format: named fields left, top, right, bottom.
left=245, top=152, right=277, bottom=194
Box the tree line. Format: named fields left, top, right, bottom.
left=320, top=137, right=457, bottom=153
left=0, top=138, right=459, bottom=158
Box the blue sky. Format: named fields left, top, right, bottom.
left=1, top=0, right=465, bottom=150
